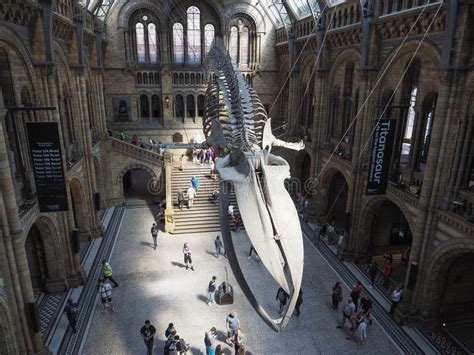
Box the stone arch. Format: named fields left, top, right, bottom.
left=299, top=55, right=317, bottom=82
left=116, top=163, right=158, bottom=186
left=117, top=1, right=164, bottom=28
left=0, top=291, right=17, bottom=354
left=327, top=47, right=361, bottom=85
left=69, top=178, right=89, bottom=233
left=421, top=240, right=474, bottom=319
left=379, top=40, right=441, bottom=78
left=24, top=216, right=64, bottom=292
left=318, top=166, right=350, bottom=228
left=221, top=3, right=266, bottom=33
left=358, top=195, right=416, bottom=255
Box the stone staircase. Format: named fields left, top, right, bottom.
left=170, top=162, right=238, bottom=234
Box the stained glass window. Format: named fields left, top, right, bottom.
left=230, top=26, right=238, bottom=63
left=173, top=23, right=184, bottom=64
left=187, top=6, right=201, bottom=64
left=136, top=23, right=145, bottom=63
left=204, top=24, right=215, bottom=55
left=148, top=23, right=157, bottom=63
left=240, top=27, right=249, bottom=65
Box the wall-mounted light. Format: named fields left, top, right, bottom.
left=165, top=96, right=170, bottom=109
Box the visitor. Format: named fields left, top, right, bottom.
left=140, top=320, right=156, bottom=355
left=351, top=280, right=362, bottom=311
left=168, top=335, right=188, bottom=354
left=234, top=328, right=245, bottom=354
left=207, top=276, right=217, bottom=306
left=64, top=298, right=79, bottom=333
left=225, top=311, right=241, bottom=345
left=319, top=222, right=327, bottom=242
left=131, top=134, right=139, bottom=145
left=210, top=190, right=219, bottom=204
left=383, top=258, right=393, bottom=289
left=295, top=288, right=303, bottom=317
left=159, top=142, right=165, bottom=156
left=228, top=204, right=234, bottom=218
left=210, top=160, right=216, bottom=180
left=150, top=222, right=158, bottom=250
left=165, top=323, right=175, bottom=338
left=276, top=287, right=289, bottom=315
left=389, top=286, right=404, bottom=315
left=191, top=176, right=199, bottom=191
left=369, top=261, right=378, bottom=288
left=102, top=259, right=119, bottom=287
left=247, top=245, right=259, bottom=260
left=215, top=344, right=223, bottom=355
left=98, top=278, right=115, bottom=313
left=192, top=149, right=198, bottom=164
left=346, top=311, right=367, bottom=341
left=214, top=236, right=223, bottom=258
left=187, top=185, right=196, bottom=208
left=179, top=154, right=187, bottom=170
left=204, top=327, right=217, bottom=355
left=210, top=148, right=215, bottom=161
left=332, top=281, right=343, bottom=310
left=177, top=189, right=185, bottom=210
left=205, top=149, right=211, bottom=164
left=183, top=242, right=194, bottom=270
left=164, top=330, right=177, bottom=354
left=360, top=295, right=373, bottom=325
left=336, top=296, right=355, bottom=330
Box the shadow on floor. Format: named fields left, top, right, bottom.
left=171, top=261, right=187, bottom=268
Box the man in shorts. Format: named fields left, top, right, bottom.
left=225, top=311, right=241, bottom=345
left=183, top=242, right=194, bottom=270
left=98, top=278, right=115, bottom=313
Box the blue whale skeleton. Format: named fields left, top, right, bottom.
left=202, top=39, right=305, bottom=331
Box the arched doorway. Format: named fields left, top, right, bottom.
left=25, top=218, right=62, bottom=293
left=122, top=168, right=157, bottom=204
left=439, top=254, right=474, bottom=320
left=25, top=224, right=48, bottom=292
left=327, top=171, right=348, bottom=231
left=368, top=200, right=413, bottom=286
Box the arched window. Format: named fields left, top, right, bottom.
left=152, top=94, right=162, bottom=121
left=230, top=26, right=238, bottom=63
left=400, top=85, right=418, bottom=165
left=417, top=93, right=437, bottom=171
left=240, top=27, right=249, bottom=66
left=204, top=24, right=215, bottom=55
left=148, top=23, right=157, bottom=63
left=136, top=23, right=145, bottom=63
left=198, top=95, right=205, bottom=116
left=173, top=23, right=184, bottom=64
left=187, top=6, right=201, bottom=64
left=175, top=95, right=184, bottom=120
left=187, top=95, right=195, bottom=117
left=140, top=95, right=150, bottom=118
left=137, top=72, right=142, bottom=85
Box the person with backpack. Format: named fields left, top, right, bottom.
left=64, top=298, right=79, bottom=333
left=204, top=327, right=217, bottom=355
left=177, top=190, right=185, bottom=210
left=151, top=222, right=158, bottom=250
left=98, top=278, right=115, bottom=313
left=102, top=259, right=119, bottom=287
left=165, top=323, right=175, bottom=338
left=276, top=287, right=289, bottom=315
left=140, top=320, right=156, bottom=355
left=191, top=176, right=199, bottom=191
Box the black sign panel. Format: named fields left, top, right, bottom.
left=27, top=122, right=68, bottom=212
left=366, top=118, right=397, bottom=195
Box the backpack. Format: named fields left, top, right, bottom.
left=168, top=341, right=178, bottom=354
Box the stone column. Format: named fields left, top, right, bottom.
left=164, top=153, right=175, bottom=233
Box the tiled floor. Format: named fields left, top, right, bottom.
left=81, top=207, right=400, bottom=354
